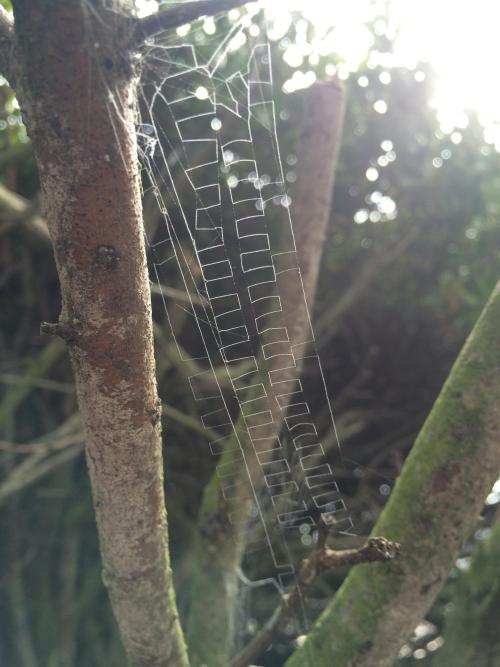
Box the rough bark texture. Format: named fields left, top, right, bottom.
left=285, top=280, right=500, bottom=667
left=432, top=517, right=500, bottom=667
left=10, top=1, right=188, bottom=665
left=186, top=80, right=346, bottom=667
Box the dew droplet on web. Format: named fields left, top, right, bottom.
left=195, top=86, right=209, bottom=100
left=211, top=117, right=222, bottom=131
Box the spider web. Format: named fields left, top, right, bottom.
left=136, top=5, right=357, bottom=603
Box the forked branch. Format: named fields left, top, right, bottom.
left=230, top=538, right=400, bottom=667
left=131, top=0, right=253, bottom=48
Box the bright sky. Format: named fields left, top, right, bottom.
left=136, top=0, right=500, bottom=149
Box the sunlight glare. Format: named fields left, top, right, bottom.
left=262, top=0, right=500, bottom=147
left=390, top=0, right=500, bottom=143
left=136, top=0, right=500, bottom=147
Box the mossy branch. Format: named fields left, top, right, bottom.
left=286, top=280, right=500, bottom=667
left=230, top=538, right=400, bottom=667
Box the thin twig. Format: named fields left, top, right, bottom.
left=0, top=442, right=84, bottom=506
left=0, top=373, right=75, bottom=395
left=130, top=0, right=253, bottom=49
left=0, top=432, right=83, bottom=455
left=229, top=537, right=400, bottom=667
left=0, top=339, right=66, bottom=429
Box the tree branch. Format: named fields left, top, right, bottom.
left=130, top=0, right=253, bottom=49
left=0, top=6, right=15, bottom=84
left=286, top=280, right=500, bottom=667
left=11, top=1, right=189, bottom=664
left=230, top=538, right=400, bottom=667
left=186, top=79, right=347, bottom=667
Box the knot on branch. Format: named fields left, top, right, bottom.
left=199, top=508, right=233, bottom=547
left=361, top=536, right=401, bottom=561
left=40, top=320, right=79, bottom=344
left=95, top=244, right=120, bottom=270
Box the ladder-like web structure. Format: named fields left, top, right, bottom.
left=136, top=10, right=357, bottom=596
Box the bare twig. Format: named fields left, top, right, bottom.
left=0, top=339, right=66, bottom=429
left=0, top=373, right=75, bottom=395
left=130, top=0, right=253, bottom=48
left=0, top=444, right=83, bottom=505
left=0, top=432, right=84, bottom=507
left=230, top=537, right=400, bottom=667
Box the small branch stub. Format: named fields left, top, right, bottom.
left=317, top=536, right=401, bottom=569
left=40, top=320, right=79, bottom=344
left=229, top=537, right=400, bottom=667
